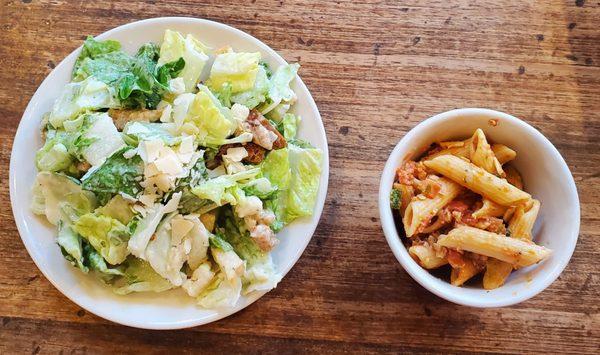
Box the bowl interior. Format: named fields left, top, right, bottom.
left=380, top=108, right=579, bottom=307
left=10, top=17, right=329, bottom=328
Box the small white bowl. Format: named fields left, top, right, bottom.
left=10, top=17, right=329, bottom=329
left=379, top=108, right=579, bottom=307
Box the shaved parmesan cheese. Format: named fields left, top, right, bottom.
left=171, top=217, right=194, bottom=242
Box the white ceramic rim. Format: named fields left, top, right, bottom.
left=378, top=108, right=580, bottom=308
left=9, top=17, right=329, bottom=328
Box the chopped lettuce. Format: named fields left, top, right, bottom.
left=74, top=37, right=185, bottom=110
left=127, top=192, right=181, bottom=259
left=259, top=63, right=299, bottom=114
left=240, top=177, right=277, bottom=199
left=57, top=221, right=87, bottom=272
left=123, top=121, right=180, bottom=146
left=280, top=113, right=300, bottom=141
left=74, top=213, right=131, bottom=265
left=197, top=272, right=242, bottom=309
left=181, top=85, right=237, bottom=144
left=191, top=168, right=260, bottom=206
left=207, top=52, right=261, bottom=94
left=35, top=130, right=77, bottom=174
left=283, top=144, right=323, bottom=223
left=82, top=241, right=124, bottom=281
left=79, top=112, right=126, bottom=166
left=81, top=147, right=144, bottom=199
left=49, top=77, right=118, bottom=128
left=114, top=257, right=173, bottom=294
left=95, top=195, right=135, bottom=225
left=230, top=65, right=270, bottom=109
left=216, top=208, right=281, bottom=293
left=31, top=172, right=97, bottom=225
left=261, top=148, right=291, bottom=190
left=158, top=30, right=209, bottom=92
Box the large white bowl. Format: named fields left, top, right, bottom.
left=379, top=108, right=579, bottom=307
left=10, top=17, right=329, bottom=329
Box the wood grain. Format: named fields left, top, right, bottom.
left=1, top=0, right=599, bottom=353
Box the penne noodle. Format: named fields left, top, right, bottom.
left=469, top=129, right=504, bottom=176
left=504, top=166, right=523, bottom=190
left=450, top=259, right=481, bottom=286
left=439, top=140, right=467, bottom=149
left=509, top=199, right=541, bottom=240
left=393, top=183, right=415, bottom=215
left=483, top=258, right=513, bottom=290
left=424, top=145, right=469, bottom=161
left=424, top=155, right=531, bottom=206
left=472, top=198, right=507, bottom=218
left=491, top=144, right=517, bottom=165
left=437, top=226, right=551, bottom=267
left=403, top=177, right=462, bottom=237
left=409, top=245, right=448, bottom=269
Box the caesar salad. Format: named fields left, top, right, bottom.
left=31, top=30, right=322, bottom=308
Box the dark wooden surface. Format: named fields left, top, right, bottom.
left=1, top=0, right=599, bottom=353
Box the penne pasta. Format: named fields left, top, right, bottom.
left=450, top=259, right=481, bottom=286
left=483, top=258, right=513, bottom=290
left=409, top=245, right=448, bottom=269
left=436, top=225, right=551, bottom=267
left=424, top=155, right=531, bottom=206
left=472, top=198, right=507, bottom=218
left=509, top=199, right=540, bottom=240
left=469, top=129, right=504, bottom=176
left=504, top=166, right=523, bottom=190
left=424, top=145, right=469, bottom=161
left=403, top=177, right=462, bottom=237
left=491, top=144, right=517, bottom=165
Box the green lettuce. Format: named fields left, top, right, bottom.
left=74, top=213, right=131, bottom=265
left=57, top=221, right=87, bottom=272
left=259, top=63, right=299, bottom=114
left=283, top=144, right=323, bottom=222
left=216, top=208, right=281, bottom=293
left=183, top=85, right=237, bottom=144
left=280, top=113, right=300, bottom=141
left=230, top=65, right=270, bottom=109
left=191, top=168, right=260, bottom=206
left=207, top=52, right=261, bottom=94
left=113, top=257, right=173, bottom=294
left=95, top=195, right=135, bottom=225
left=74, top=37, right=186, bottom=110
left=158, top=30, right=209, bottom=92
left=48, top=77, right=118, bottom=128
left=123, top=121, right=180, bottom=146
left=81, top=147, right=144, bottom=199
left=82, top=240, right=124, bottom=281
left=31, top=172, right=97, bottom=225
left=261, top=149, right=291, bottom=190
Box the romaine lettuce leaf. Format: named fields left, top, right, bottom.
left=158, top=30, right=209, bottom=92
left=82, top=240, right=124, bottom=281
left=95, top=194, right=135, bottom=225
left=80, top=112, right=126, bottom=166
left=48, top=77, right=118, bottom=128
left=31, top=172, right=97, bottom=225
left=259, top=63, right=299, bottom=114
left=196, top=272, right=242, bottom=309
left=230, top=65, right=270, bottom=109
left=207, top=52, right=261, bottom=94
left=57, top=221, right=87, bottom=272
left=191, top=168, right=260, bottom=206
left=181, top=85, right=237, bottom=144
left=123, top=121, right=180, bottom=146
left=283, top=144, right=323, bottom=222
left=280, top=113, right=300, bottom=141
left=81, top=147, right=144, bottom=199
left=113, top=257, right=173, bottom=294
left=261, top=148, right=290, bottom=190
left=74, top=213, right=131, bottom=265
left=216, top=208, right=280, bottom=293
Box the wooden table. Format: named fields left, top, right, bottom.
left=1, top=1, right=598, bottom=353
